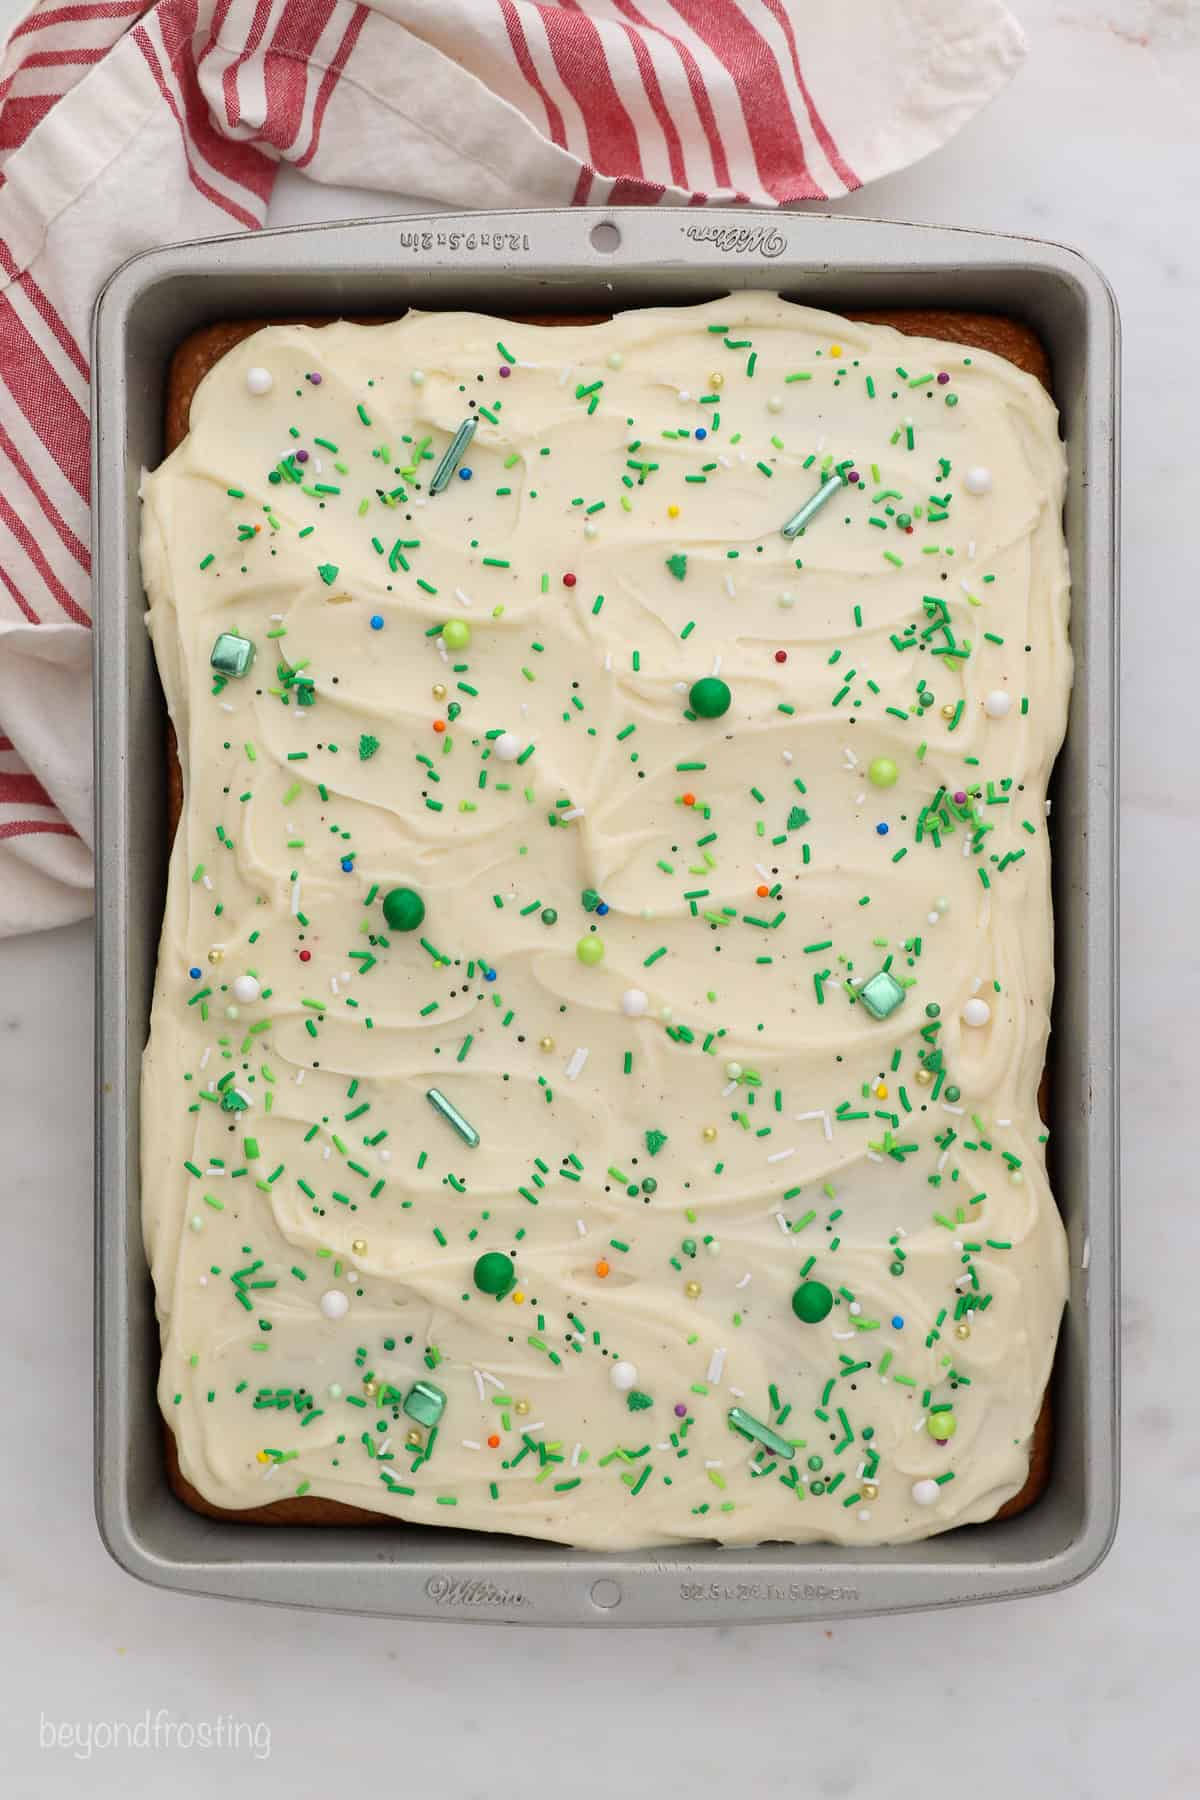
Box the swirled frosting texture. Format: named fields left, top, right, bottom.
left=141, top=296, right=1070, bottom=1548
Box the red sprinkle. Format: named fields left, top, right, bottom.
left=298, top=949, right=311, bottom=962
left=774, top=650, right=788, bottom=663
left=562, top=572, right=577, bottom=588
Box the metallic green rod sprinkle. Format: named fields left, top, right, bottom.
left=727, top=1406, right=795, bottom=1460
left=780, top=471, right=843, bottom=540
left=429, top=418, right=478, bottom=495
left=426, top=1087, right=479, bottom=1147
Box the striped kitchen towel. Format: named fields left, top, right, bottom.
left=0, top=0, right=1026, bottom=934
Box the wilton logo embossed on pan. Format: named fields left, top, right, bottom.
left=425, top=1576, right=531, bottom=1609
left=681, top=223, right=787, bottom=258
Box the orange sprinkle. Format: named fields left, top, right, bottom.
left=756, top=883, right=770, bottom=898
left=595, top=1258, right=610, bottom=1278
left=487, top=1433, right=500, bottom=1449
left=681, top=792, right=696, bottom=807
left=432, top=719, right=446, bottom=733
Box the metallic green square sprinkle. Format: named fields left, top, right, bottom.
left=858, top=969, right=906, bottom=1020
left=403, top=1380, right=446, bottom=1427
left=210, top=632, right=255, bottom=678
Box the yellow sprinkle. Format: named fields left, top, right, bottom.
left=830, top=344, right=842, bottom=358
left=875, top=1083, right=888, bottom=1100
left=667, top=504, right=680, bottom=518
left=511, top=1289, right=525, bottom=1304
left=256, top=1451, right=270, bottom=1464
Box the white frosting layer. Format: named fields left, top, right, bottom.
left=141, top=296, right=1070, bottom=1548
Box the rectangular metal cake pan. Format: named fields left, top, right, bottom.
left=93, top=208, right=1119, bottom=1625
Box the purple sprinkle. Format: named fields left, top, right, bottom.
left=847, top=469, right=860, bottom=484
left=307, top=372, right=322, bottom=385
left=937, top=372, right=950, bottom=385
left=673, top=1403, right=687, bottom=1418
left=295, top=448, right=309, bottom=463
left=953, top=789, right=968, bottom=805
left=498, top=365, right=512, bottom=378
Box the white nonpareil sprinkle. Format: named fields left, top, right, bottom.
left=564, top=1047, right=589, bottom=1081
left=766, top=1146, right=796, bottom=1164
left=735, top=1273, right=752, bottom=1289
left=707, top=1347, right=727, bottom=1384
left=576, top=1218, right=587, bottom=1236
left=562, top=807, right=585, bottom=821
left=480, top=1370, right=504, bottom=1390
left=199, top=1047, right=211, bottom=1070
left=295, top=1070, right=305, bottom=1086
left=754, top=863, right=772, bottom=880
left=774, top=1212, right=791, bottom=1235
left=704, top=1460, right=723, bottom=1470
left=724, top=574, right=736, bottom=598
left=290, top=880, right=301, bottom=917
left=571, top=1443, right=582, bottom=1467
left=330, top=976, right=340, bottom=996
left=473, top=1370, right=486, bottom=1402
left=202, top=875, right=213, bottom=891
left=461, top=1440, right=481, bottom=1452
left=832, top=1330, right=856, bottom=1341
left=454, top=587, right=474, bottom=609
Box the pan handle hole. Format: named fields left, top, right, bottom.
left=589, top=221, right=621, bottom=255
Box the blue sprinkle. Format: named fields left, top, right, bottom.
left=484, top=969, right=497, bottom=982
left=369, top=614, right=384, bottom=630
left=340, top=858, right=355, bottom=873
left=876, top=822, right=889, bottom=835
left=891, top=1315, right=904, bottom=1329
left=695, top=427, right=707, bottom=440
left=458, top=466, right=473, bottom=481
left=189, top=966, right=202, bottom=980
left=596, top=901, right=610, bottom=916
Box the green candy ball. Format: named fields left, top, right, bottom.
left=791, top=1279, right=834, bottom=1324
left=541, top=908, right=558, bottom=926
left=382, top=886, right=425, bottom=932
left=576, top=935, right=605, bottom=966
left=927, top=1410, right=957, bottom=1440
left=868, top=756, right=899, bottom=788
left=688, top=676, right=732, bottom=720
left=442, top=619, right=471, bottom=651
left=473, top=1251, right=515, bottom=1297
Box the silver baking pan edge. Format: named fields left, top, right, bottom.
left=92, top=208, right=1119, bottom=1625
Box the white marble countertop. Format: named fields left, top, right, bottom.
left=2, top=1, right=1197, bottom=1793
